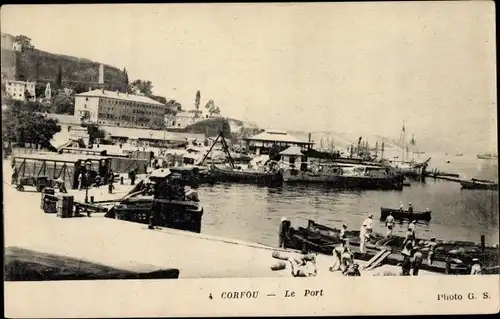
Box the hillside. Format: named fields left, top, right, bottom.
left=10, top=48, right=127, bottom=91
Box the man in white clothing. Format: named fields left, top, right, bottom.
left=385, top=212, right=395, bottom=238
left=362, top=214, right=373, bottom=230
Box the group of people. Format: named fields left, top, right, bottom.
left=329, top=235, right=361, bottom=276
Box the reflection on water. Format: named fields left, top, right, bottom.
left=199, top=156, right=499, bottom=247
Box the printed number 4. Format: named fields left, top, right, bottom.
left=209, top=293, right=213, bottom=299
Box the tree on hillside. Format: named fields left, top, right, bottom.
left=73, top=83, right=88, bottom=94
left=83, top=123, right=107, bottom=145
left=53, top=95, right=74, bottom=114
left=24, top=89, right=34, bottom=102
left=55, top=64, right=63, bottom=89
left=123, top=68, right=129, bottom=89
left=166, top=100, right=182, bottom=112
left=205, top=100, right=221, bottom=116
left=195, top=90, right=201, bottom=110
left=148, top=117, right=166, bottom=130
left=34, top=83, right=46, bottom=99
left=14, top=35, right=35, bottom=51
left=149, top=95, right=167, bottom=104
left=129, top=79, right=153, bottom=95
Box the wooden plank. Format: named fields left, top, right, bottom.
left=366, top=250, right=392, bottom=270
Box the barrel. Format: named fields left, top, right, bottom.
left=40, top=187, right=55, bottom=209
left=41, top=188, right=57, bottom=214
left=57, top=195, right=74, bottom=218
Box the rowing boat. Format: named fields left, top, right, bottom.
left=380, top=207, right=432, bottom=221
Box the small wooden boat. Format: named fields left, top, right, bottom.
left=460, top=179, right=497, bottom=191
left=477, top=153, right=497, bottom=160
left=210, top=165, right=283, bottom=186
left=380, top=207, right=432, bottom=221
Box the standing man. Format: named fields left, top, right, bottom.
left=11, top=166, right=18, bottom=185
left=385, top=212, right=395, bottom=238
left=408, top=220, right=417, bottom=244
left=339, top=223, right=348, bottom=243
left=362, top=214, right=374, bottom=230
left=424, top=237, right=438, bottom=265
left=108, top=180, right=115, bottom=194
left=401, top=240, right=413, bottom=276
left=412, top=245, right=424, bottom=276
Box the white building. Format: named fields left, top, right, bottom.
left=3, top=79, right=36, bottom=101
left=74, top=89, right=166, bottom=128
left=165, top=110, right=205, bottom=129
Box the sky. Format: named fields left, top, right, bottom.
left=1, top=2, right=497, bottom=153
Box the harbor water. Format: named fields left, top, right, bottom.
left=198, top=153, right=499, bottom=247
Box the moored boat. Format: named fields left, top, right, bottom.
left=460, top=179, right=498, bottom=191
left=380, top=207, right=432, bottom=221
left=477, top=153, right=498, bottom=160
left=105, top=168, right=204, bottom=233
left=282, top=164, right=404, bottom=191
left=210, top=164, right=283, bottom=186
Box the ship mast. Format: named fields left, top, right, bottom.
left=401, top=121, right=406, bottom=163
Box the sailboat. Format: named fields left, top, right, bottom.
left=390, top=122, right=431, bottom=179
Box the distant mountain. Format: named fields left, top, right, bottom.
left=2, top=45, right=127, bottom=92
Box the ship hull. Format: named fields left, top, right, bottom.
left=210, top=166, right=283, bottom=186
left=282, top=170, right=403, bottom=190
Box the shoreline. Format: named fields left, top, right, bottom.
left=3, top=161, right=439, bottom=278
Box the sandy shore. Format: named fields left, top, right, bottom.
left=4, top=159, right=437, bottom=278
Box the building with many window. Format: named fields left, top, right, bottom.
left=74, top=89, right=166, bottom=128
left=3, top=79, right=36, bottom=101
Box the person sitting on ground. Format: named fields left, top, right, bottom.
left=288, top=251, right=317, bottom=277
left=470, top=258, right=482, bottom=275
left=340, top=244, right=354, bottom=274
left=185, top=186, right=199, bottom=202
left=56, top=178, right=68, bottom=193
left=345, top=263, right=361, bottom=276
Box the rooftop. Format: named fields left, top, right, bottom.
left=245, top=129, right=313, bottom=145
left=102, top=125, right=204, bottom=142
left=279, top=146, right=304, bottom=156
left=41, top=113, right=82, bottom=125
left=76, top=89, right=165, bottom=106
left=13, top=151, right=110, bottom=163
